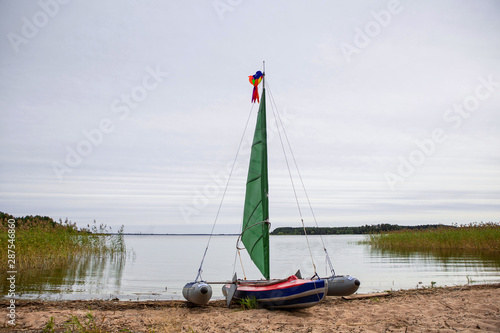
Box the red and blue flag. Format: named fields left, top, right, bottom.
left=249, top=71, right=263, bottom=103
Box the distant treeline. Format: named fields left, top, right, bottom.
left=0, top=212, right=81, bottom=232
left=270, top=224, right=452, bottom=235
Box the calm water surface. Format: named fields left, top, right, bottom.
left=6, top=235, right=500, bottom=300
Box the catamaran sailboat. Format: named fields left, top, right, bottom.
left=182, top=66, right=359, bottom=309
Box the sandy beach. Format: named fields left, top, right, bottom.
left=2, top=283, right=499, bottom=332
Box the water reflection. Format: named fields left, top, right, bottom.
left=0, top=253, right=126, bottom=299
left=369, top=246, right=500, bottom=270
left=2, top=235, right=499, bottom=300
left=362, top=245, right=500, bottom=291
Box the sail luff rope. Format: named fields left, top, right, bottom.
left=266, top=80, right=318, bottom=277
left=267, top=82, right=335, bottom=276
left=231, top=248, right=239, bottom=279
left=194, top=103, right=256, bottom=282
left=237, top=249, right=247, bottom=279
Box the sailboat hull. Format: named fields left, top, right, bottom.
left=223, top=275, right=327, bottom=309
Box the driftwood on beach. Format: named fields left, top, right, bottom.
left=342, top=292, right=390, bottom=300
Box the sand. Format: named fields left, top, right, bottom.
left=1, top=284, right=499, bottom=332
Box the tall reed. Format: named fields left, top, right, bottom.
left=365, top=222, right=500, bottom=253
left=0, top=212, right=126, bottom=272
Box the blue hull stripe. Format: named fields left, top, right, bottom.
left=234, top=279, right=327, bottom=309
left=258, top=292, right=326, bottom=309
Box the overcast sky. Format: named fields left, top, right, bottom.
left=1, top=0, right=499, bottom=233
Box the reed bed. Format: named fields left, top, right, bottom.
left=0, top=212, right=126, bottom=272
left=365, top=222, right=500, bottom=253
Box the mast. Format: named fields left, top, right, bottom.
left=262, top=61, right=265, bottom=87
left=241, top=64, right=270, bottom=280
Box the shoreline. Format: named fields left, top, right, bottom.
left=2, top=283, right=499, bottom=332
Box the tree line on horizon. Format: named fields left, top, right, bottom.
left=0, top=212, right=117, bottom=235
left=0, top=212, right=80, bottom=232
left=270, top=224, right=452, bottom=235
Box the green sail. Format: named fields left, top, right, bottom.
left=241, top=88, right=270, bottom=280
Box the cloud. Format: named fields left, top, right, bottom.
left=1, top=0, right=499, bottom=232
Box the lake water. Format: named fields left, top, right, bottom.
left=5, top=235, right=500, bottom=301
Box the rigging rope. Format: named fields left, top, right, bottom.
left=194, top=103, right=256, bottom=282
left=195, top=74, right=336, bottom=282
left=267, top=81, right=336, bottom=277
left=237, top=249, right=247, bottom=280
left=266, top=81, right=319, bottom=277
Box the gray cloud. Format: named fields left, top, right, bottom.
left=1, top=0, right=499, bottom=232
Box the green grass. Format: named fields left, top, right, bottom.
left=363, top=222, right=500, bottom=253
left=0, top=212, right=126, bottom=272
left=238, top=296, right=259, bottom=310
left=42, top=310, right=108, bottom=333
left=64, top=310, right=107, bottom=333
left=43, top=316, right=55, bottom=333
